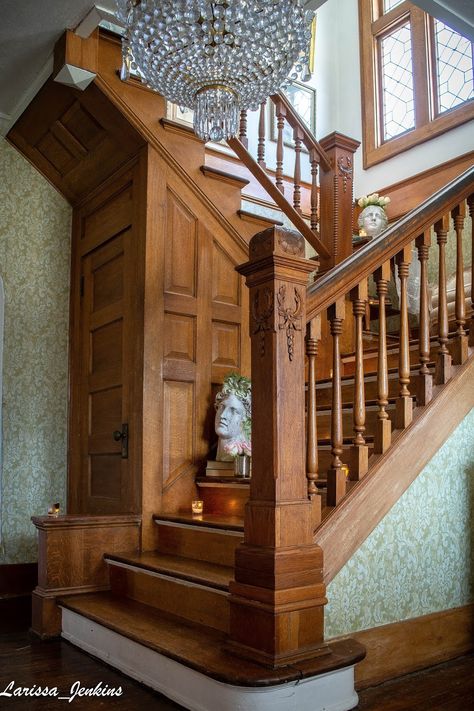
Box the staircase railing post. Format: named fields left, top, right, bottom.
left=230, top=226, right=328, bottom=668
left=318, top=132, right=360, bottom=270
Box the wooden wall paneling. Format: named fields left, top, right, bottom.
left=8, top=79, right=145, bottom=205
left=141, top=148, right=166, bottom=550
left=31, top=515, right=140, bottom=638
left=152, top=159, right=250, bottom=517
left=378, top=151, right=474, bottom=222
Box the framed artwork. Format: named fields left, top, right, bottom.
left=270, top=81, right=317, bottom=148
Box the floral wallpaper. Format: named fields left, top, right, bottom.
left=325, top=408, right=474, bottom=637
left=0, top=138, right=71, bottom=564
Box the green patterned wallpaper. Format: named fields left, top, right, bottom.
left=325, top=408, right=474, bottom=637
left=0, top=138, right=71, bottom=564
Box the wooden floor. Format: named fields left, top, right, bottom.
left=1, top=601, right=473, bottom=710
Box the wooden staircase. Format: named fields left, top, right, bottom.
left=12, top=27, right=473, bottom=711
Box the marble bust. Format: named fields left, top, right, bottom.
left=358, top=204, right=388, bottom=238
left=214, top=374, right=251, bottom=461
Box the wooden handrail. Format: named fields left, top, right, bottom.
left=227, top=135, right=331, bottom=258
left=270, top=92, right=332, bottom=173
left=306, top=165, right=474, bottom=321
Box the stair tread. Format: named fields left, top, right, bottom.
left=59, top=592, right=365, bottom=687
left=105, top=550, right=233, bottom=591
left=153, top=512, right=244, bottom=532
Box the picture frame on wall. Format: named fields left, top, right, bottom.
left=269, top=81, right=317, bottom=149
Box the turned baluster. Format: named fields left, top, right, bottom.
left=452, top=202, right=468, bottom=364
left=310, top=149, right=319, bottom=233
left=415, top=230, right=433, bottom=405
left=238, top=110, right=248, bottom=149
left=395, top=246, right=413, bottom=429
left=275, top=101, right=286, bottom=194
left=306, top=317, right=322, bottom=525
left=469, top=194, right=474, bottom=346
left=293, top=126, right=304, bottom=214
left=374, top=262, right=391, bottom=454
left=434, top=215, right=452, bottom=384
left=327, top=299, right=346, bottom=506
left=257, top=101, right=266, bottom=168
left=349, top=282, right=368, bottom=479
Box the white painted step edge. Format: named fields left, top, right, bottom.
left=61, top=608, right=359, bottom=711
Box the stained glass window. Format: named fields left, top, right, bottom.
left=383, top=0, right=403, bottom=12
left=434, top=20, right=474, bottom=114
left=381, top=23, right=415, bottom=140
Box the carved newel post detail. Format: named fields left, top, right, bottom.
left=319, top=132, right=360, bottom=270
left=231, top=226, right=328, bottom=668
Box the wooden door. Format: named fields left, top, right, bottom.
left=69, top=166, right=143, bottom=514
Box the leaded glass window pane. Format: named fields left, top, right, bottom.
left=380, top=23, right=415, bottom=140
left=383, top=0, right=403, bottom=13
left=434, top=20, right=474, bottom=114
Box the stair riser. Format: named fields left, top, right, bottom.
left=197, top=486, right=248, bottom=518
left=341, top=341, right=445, bottom=377
left=109, top=564, right=230, bottom=633
left=156, top=522, right=242, bottom=568
left=316, top=407, right=397, bottom=441
left=316, top=376, right=406, bottom=408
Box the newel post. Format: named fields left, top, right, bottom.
left=229, top=226, right=328, bottom=668
left=318, top=132, right=360, bottom=270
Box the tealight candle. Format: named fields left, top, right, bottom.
left=48, top=502, right=61, bottom=517
left=191, top=500, right=204, bottom=515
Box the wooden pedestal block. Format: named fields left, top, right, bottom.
left=415, top=373, right=433, bottom=406
left=228, top=543, right=328, bottom=668
left=395, top=396, right=413, bottom=430
left=374, top=418, right=391, bottom=454
left=348, top=445, right=369, bottom=481
left=327, top=468, right=347, bottom=506
left=452, top=334, right=468, bottom=365
left=435, top=352, right=452, bottom=385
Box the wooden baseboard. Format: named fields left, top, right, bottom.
left=333, top=603, right=474, bottom=689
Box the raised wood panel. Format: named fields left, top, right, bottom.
left=91, top=320, right=123, bottom=380
left=212, top=321, right=240, bottom=369
left=82, top=187, right=133, bottom=253
left=162, top=380, right=195, bottom=489
left=61, top=101, right=105, bottom=152
left=164, top=189, right=198, bottom=297
left=164, top=312, right=196, bottom=362
left=90, top=455, right=122, bottom=498
left=90, top=387, right=122, bottom=438
left=36, top=130, right=79, bottom=175
left=212, top=241, right=240, bottom=305
left=92, top=254, right=124, bottom=311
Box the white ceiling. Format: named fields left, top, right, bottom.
left=0, top=1, right=472, bottom=137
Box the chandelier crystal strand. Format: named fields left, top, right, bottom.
left=116, top=0, right=314, bottom=142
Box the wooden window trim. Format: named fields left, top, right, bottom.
left=359, top=0, right=474, bottom=168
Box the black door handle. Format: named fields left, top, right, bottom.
left=112, top=424, right=129, bottom=459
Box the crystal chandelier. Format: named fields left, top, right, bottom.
left=116, top=0, right=314, bottom=142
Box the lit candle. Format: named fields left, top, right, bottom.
left=191, top=500, right=204, bottom=515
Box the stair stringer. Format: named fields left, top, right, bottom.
left=315, top=353, right=474, bottom=585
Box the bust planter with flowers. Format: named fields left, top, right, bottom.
left=357, top=193, right=391, bottom=239
left=213, top=373, right=251, bottom=478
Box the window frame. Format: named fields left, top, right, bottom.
left=359, top=0, right=474, bottom=168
